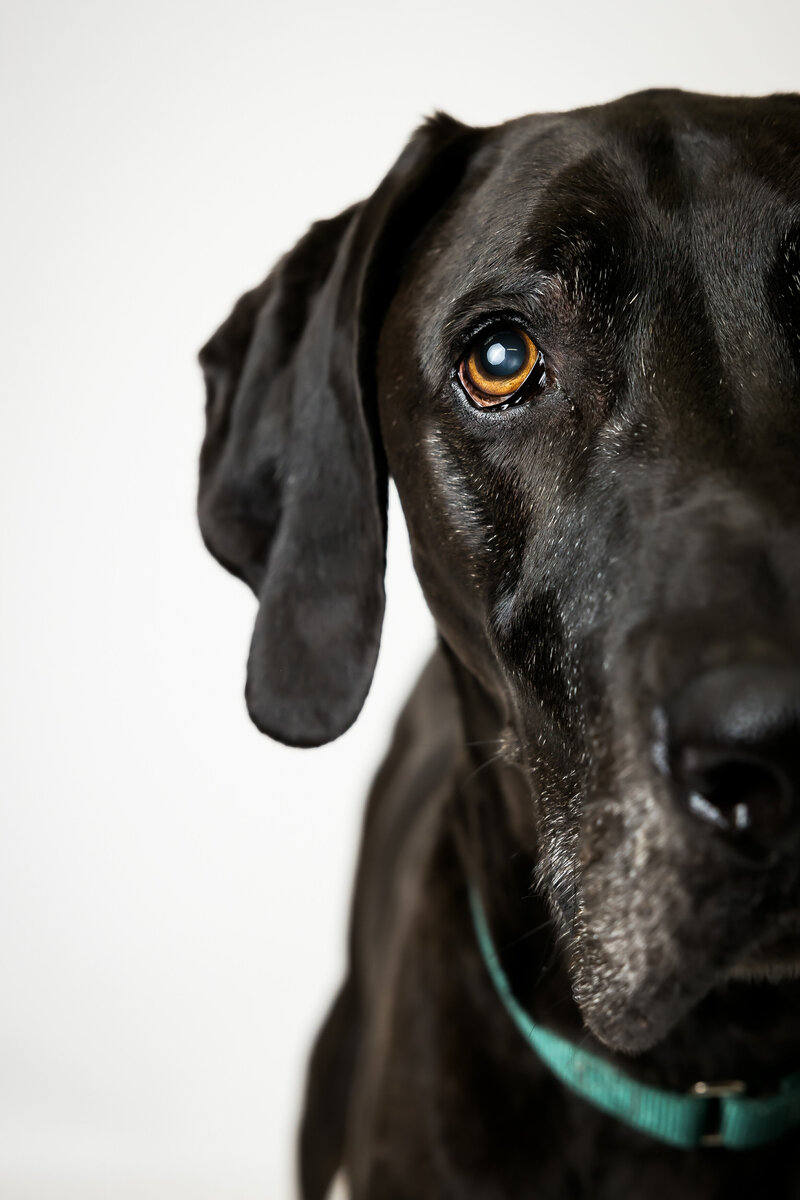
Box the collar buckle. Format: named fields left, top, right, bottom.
left=689, top=1080, right=747, bottom=1146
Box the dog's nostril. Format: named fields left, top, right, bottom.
left=662, top=664, right=800, bottom=858
left=676, top=747, right=791, bottom=842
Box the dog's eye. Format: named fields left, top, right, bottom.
left=459, top=327, right=544, bottom=409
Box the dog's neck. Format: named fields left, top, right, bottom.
left=443, top=646, right=800, bottom=1101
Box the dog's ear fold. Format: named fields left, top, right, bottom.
left=198, top=114, right=479, bottom=747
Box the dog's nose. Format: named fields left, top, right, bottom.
left=662, top=664, right=800, bottom=859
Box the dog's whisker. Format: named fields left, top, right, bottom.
left=462, top=746, right=509, bottom=789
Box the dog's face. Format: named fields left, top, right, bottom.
left=198, top=91, right=800, bottom=1055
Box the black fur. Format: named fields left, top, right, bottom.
left=198, top=91, right=800, bottom=1197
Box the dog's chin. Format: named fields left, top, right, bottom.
left=578, top=931, right=800, bottom=1056
left=571, top=951, right=718, bottom=1056
left=579, top=989, right=706, bottom=1056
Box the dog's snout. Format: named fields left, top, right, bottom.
left=661, top=664, right=800, bottom=859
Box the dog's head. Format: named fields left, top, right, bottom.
left=199, top=90, right=800, bottom=1054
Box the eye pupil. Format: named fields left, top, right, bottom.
left=480, top=331, right=528, bottom=377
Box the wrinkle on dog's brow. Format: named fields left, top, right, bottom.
left=518, top=160, right=642, bottom=330
left=524, top=153, right=632, bottom=236
left=626, top=118, right=684, bottom=213
left=620, top=119, right=734, bottom=214
left=767, top=225, right=800, bottom=378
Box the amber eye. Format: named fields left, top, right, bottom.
left=459, top=327, right=542, bottom=408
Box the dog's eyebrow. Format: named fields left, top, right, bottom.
left=438, top=278, right=565, bottom=336
left=420, top=278, right=569, bottom=386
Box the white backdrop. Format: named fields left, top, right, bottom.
left=2, top=1, right=798, bottom=1196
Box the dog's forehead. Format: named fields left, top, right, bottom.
left=389, top=93, right=800, bottom=406
left=408, top=91, right=800, bottom=309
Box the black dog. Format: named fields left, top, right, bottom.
left=198, top=90, right=800, bottom=1198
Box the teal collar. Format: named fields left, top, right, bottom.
left=469, top=886, right=800, bottom=1150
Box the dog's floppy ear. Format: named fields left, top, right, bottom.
left=198, top=114, right=479, bottom=747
